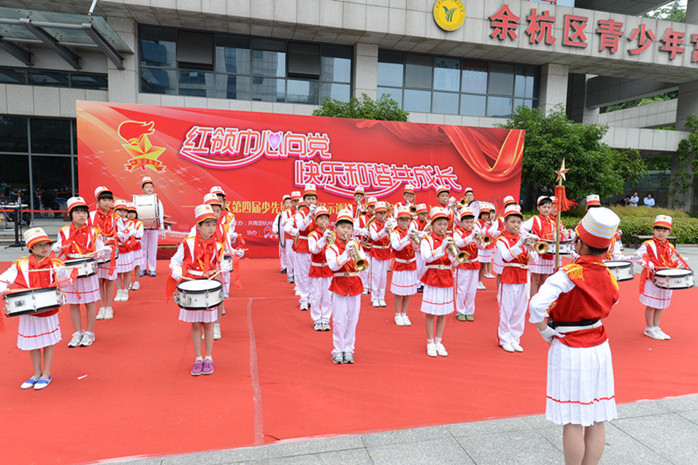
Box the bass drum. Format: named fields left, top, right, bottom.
left=133, top=194, right=160, bottom=229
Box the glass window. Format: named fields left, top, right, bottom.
left=460, top=94, right=486, bottom=116
left=0, top=68, right=27, bottom=85
left=405, top=54, right=432, bottom=89
left=215, top=35, right=251, bottom=74
left=252, top=49, right=286, bottom=77
left=28, top=71, right=69, bottom=87
left=320, top=83, right=351, bottom=102
left=73, top=157, right=79, bottom=197
left=70, top=74, right=108, bottom=90
left=252, top=77, right=285, bottom=102
left=321, top=56, right=351, bottom=83
left=378, top=50, right=404, bottom=87
left=487, top=96, right=513, bottom=118
left=287, top=79, right=319, bottom=104
left=140, top=26, right=177, bottom=67
left=0, top=116, right=28, bottom=152
left=32, top=155, right=72, bottom=213
left=514, top=98, right=534, bottom=111
left=433, top=57, right=459, bottom=92
left=71, top=120, right=77, bottom=155
left=515, top=65, right=538, bottom=99
left=31, top=118, right=71, bottom=154
left=140, top=68, right=176, bottom=94
left=461, top=60, right=488, bottom=94
left=178, top=70, right=215, bottom=97
left=488, top=63, right=514, bottom=95
left=377, top=87, right=403, bottom=107
left=215, top=75, right=251, bottom=100
left=404, top=89, right=431, bottom=113
left=0, top=155, right=29, bottom=203
left=432, top=92, right=459, bottom=115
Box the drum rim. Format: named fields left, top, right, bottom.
left=654, top=282, right=694, bottom=289
left=65, top=257, right=97, bottom=265
left=6, top=304, right=62, bottom=316
left=3, top=287, right=60, bottom=298
left=177, top=278, right=223, bottom=293
left=603, top=260, right=632, bottom=268
left=654, top=269, right=693, bottom=277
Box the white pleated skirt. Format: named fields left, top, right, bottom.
left=391, top=269, right=418, bottom=296
left=530, top=254, right=554, bottom=274
left=116, top=251, right=134, bottom=274
left=17, top=313, right=61, bottom=350
left=65, top=275, right=101, bottom=304
left=178, top=307, right=218, bottom=323
left=639, top=278, right=673, bottom=310
left=420, top=285, right=454, bottom=315
left=478, top=248, right=493, bottom=263
left=546, top=339, right=617, bottom=426
left=133, top=248, right=145, bottom=269
left=97, top=261, right=117, bottom=280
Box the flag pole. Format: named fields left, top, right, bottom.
left=554, top=158, right=568, bottom=270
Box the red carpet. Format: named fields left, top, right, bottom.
left=1, top=259, right=697, bottom=464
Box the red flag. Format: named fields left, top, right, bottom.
left=165, top=276, right=179, bottom=302
left=554, top=185, right=576, bottom=212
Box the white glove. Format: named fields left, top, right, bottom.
left=323, top=229, right=334, bottom=240
left=346, top=241, right=357, bottom=252
left=171, top=267, right=182, bottom=281
left=648, top=261, right=655, bottom=271
left=230, top=232, right=238, bottom=242
left=443, top=236, right=454, bottom=246
left=235, top=249, right=245, bottom=258
left=538, top=326, right=565, bottom=344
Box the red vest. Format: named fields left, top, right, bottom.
left=391, top=228, right=416, bottom=271
left=420, top=234, right=454, bottom=287
left=497, top=232, right=529, bottom=284
left=369, top=219, right=392, bottom=260
left=308, top=230, right=333, bottom=278
left=414, top=218, right=428, bottom=232
left=293, top=211, right=313, bottom=254
left=548, top=256, right=619, bottom=348
left=328, top=240, right=364, bottom=296
left=180, top=235, right=223, bottom=279
left=453, top=226, right=479, bottom=270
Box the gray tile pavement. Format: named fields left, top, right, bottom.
left=105, top=395, right=698, bottom=465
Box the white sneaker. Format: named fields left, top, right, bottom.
left=96, top=308, right=106, bottom=320
left=122, top=290, right=129, bottom=302
left=68, top=331, right=84, bottom=348
left=477, top=282, right=486, bottom=290
left=402, top=314, right=412, bottom=326
left=104, top=307, right=113, bottom=319
left=113, top=290, right=123, bottom=302
left=394, top=314, right=404, bottom=326
left=485, top=273, right=496, bottom=279
left=644, top=328, right=664, bottom=340
left=426, top=343, right=437, bottom=357
left=512, top=342, right=524, bottom=352
left=435, top=343, right=448, bottom=356
left=80, top=331, right=95, bottom=347
left=501, top=343, right=515, bottom=353
left=214, top=325, right=222, bottom=340
left=362, top=288, right=369, bottom=295
left=322, top=322, right=331, bottom=331
left=131, top=281, right=140, bottom=290
left=313, top=322, right=323, bottom=331
left=372, top=300, right=380, bottom=307
left=379, top=299, right=387, bottom=307
left=299, top=302, right=308, bottom=311
left=655, top=328, right=671, bottom=340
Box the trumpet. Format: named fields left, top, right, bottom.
left=446, top=237, right=469, bottom=264
left=347, top=240, right=369, bottom=272
left=457, top=198, right=468, bottom=207
left=524, top=237, right=550, bottom=254
left=409, top=230, right=422, bottom=246
left=475, top=233, right=493, bottom=246
left=409, top=204, right=418, bottom=215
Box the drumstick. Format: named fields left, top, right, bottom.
left=207, top=270, right=222, bottom=280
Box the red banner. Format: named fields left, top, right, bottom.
left=76, top=101, right=524, bottom=258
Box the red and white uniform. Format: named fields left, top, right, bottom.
left=142, top=197, right=165, bottom=274
left=432, top=206, right=455, bottom=233
left=0, top=256, right=69, bottom=350
left=420, top=234, right=455, bottom=315
left=495, top=232, right=530, bottom=346
left=529, top=256, right=620, bottom=426
left=488, top=217, right=506, bottom=274
left=474, top=219, right=495, bottom=264
left=353, top=213, right=372, bottom=289
left=90, top=209, right=118, bottom=280
left=293, top=209, right=314, bottom=306
left=453, top=226, right=483, bottom=316
left=129, top=219, right=146, bottom=269
left=326, top=239, right=367, bottom=356
left=115, top=217, right=135, bottom=274
left=53, top=224, right=103, bottom=304
left=522, top=214, right=555, bottom=274
left=272, top=211, right=288, bottom=272
left=282, top=208, right=298, bottom=280
left=369, top=219, right=392, bottom=301
left=170, top=232, right=223, bottom=323
left=308, top=229, right=333, bottom=325
left=413, top=218, right=429, bottom=281
left=218, top=211, right=239, bottom=298
left=637, top=238, right=687, bottom=310
left=389, top=226, right=418, bottom=296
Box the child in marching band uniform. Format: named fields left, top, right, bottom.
left=272, top=194, right=292, bottom=274
left=294, top=184, right=319, bottom=311
left=170, top=204, right=223, bottom=376
left=113, top=200, right=134, bottom=303
left=420, top=207, right=456, bottom=357
left=355, top=196, right=376, bottom=295
left=126, top=203, right=145, bottom=290
left=53, top=197, right=104, bottom=347
left=453, top=207, right=484, bottom=322
left=390, top=207, right=418, bottom=326
left=529, top=207, right=622, bottom=465
left=90, top=186, right=118, bottom=320
left=0, top=228, right=69, bottom=390
left=522, top=196, right=556, bottom=297
left=393, top=184, right=416, bottom=218
left=413, top=204, right=429, bottom=292
left=283, top=191, right=301, bottom=285
left=210, top=185, right=240, bottom=318
left=475, top=206, right=493, bottom=290
left=434, top=186, right=455, bottom=232
left=140, top=176, right=165, bottom=277
left=495, top=204, right=531, bottom=353
left=638, top=215, right=690, bottom=340
left=326, top=209, right=369, bottom=364
left=308, top=206, right=333, bottom=331
left=369, top=201, right=393, bottom=307
left=349, top=186, right=365, bottom=218
left=489, top=195, right=517, bottom=281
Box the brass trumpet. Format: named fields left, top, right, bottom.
left=348, top=240, right=369, bottom=271
left=475, top=233, right=493, bottom=246
left=443, top=236, right=469, bottom=264
left=409, top=204, right=417, bottom=215
left=457, top=198, right=468, bottom=207
left=525, top=237, right=550, bottom=254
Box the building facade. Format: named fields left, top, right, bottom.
left=1, top=0, right=697, bottom=213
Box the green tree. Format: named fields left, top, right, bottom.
left=644, top=0, right=686, bottom=22
left=499, top=106, right=647, bottom=209
left=670, top=114, right=698, bottom=208
left=312, top=93, right=408, bottom=121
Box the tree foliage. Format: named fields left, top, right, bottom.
left=499, top=105, right=647, bottom=209
left=644, top=0, right=686, bottom=22
left=312, top=93, right=409, bottom=121
left=670, top=114, right=698, bottom=207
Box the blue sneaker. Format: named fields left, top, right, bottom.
left=34, top=376, right=51, bottom=390
left=140, top=270, right=146, bottom=277
left=149, top=271, right=157, bottom=277
left=21, top=376, right=39, bottom=389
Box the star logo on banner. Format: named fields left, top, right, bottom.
left=555, top=159, right=569, bottom=183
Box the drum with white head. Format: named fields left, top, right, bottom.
left=4, top=287, right=63, bottom=317
left=64, top=257, right=97, bottom=278
left=133, top=194, right=160, bottom=229
left=174, top=279, right=223, bottom=310
left=603, top=260, right=634, bottom=282
left=653, top=269, right=694, bottom=289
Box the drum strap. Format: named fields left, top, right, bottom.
left=548, top=319, right=599, bottom=330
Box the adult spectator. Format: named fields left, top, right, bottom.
left=629, top=191, right=639, bottom=207
left=622, top=195, right=631, bottom=206
left=643, top=193, right=655, bottom=208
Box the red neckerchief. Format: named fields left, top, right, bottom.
left=65, top=223, right=91, bottom=255
left=652, top=237, right=678, bottom=268
left=95, top=208, right=116, bottom=237
left=28, top=255, right=53, bottom=288
left=193, top=231, right=217, bottom=274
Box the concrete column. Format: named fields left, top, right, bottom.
left=538, top=63, right=569, bottom=115
left=106, top=17, right=138, bottom=103
left=353, top=43, right=378, bottom=100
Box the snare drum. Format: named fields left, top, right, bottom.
left=221, top=254, right=233, bottom=273
left=4, top=287, right=63, bottom=317
left=603, top=260, right=634, bottom=281
left=653, top=269, right=694, bottom=289
left=133, top=194, right=160, bottom=229
left=174, top=279, right=223, bottom=310
left=64, top=257, right=97, bottom=278
left=545, top=240, right=572, bottom=255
